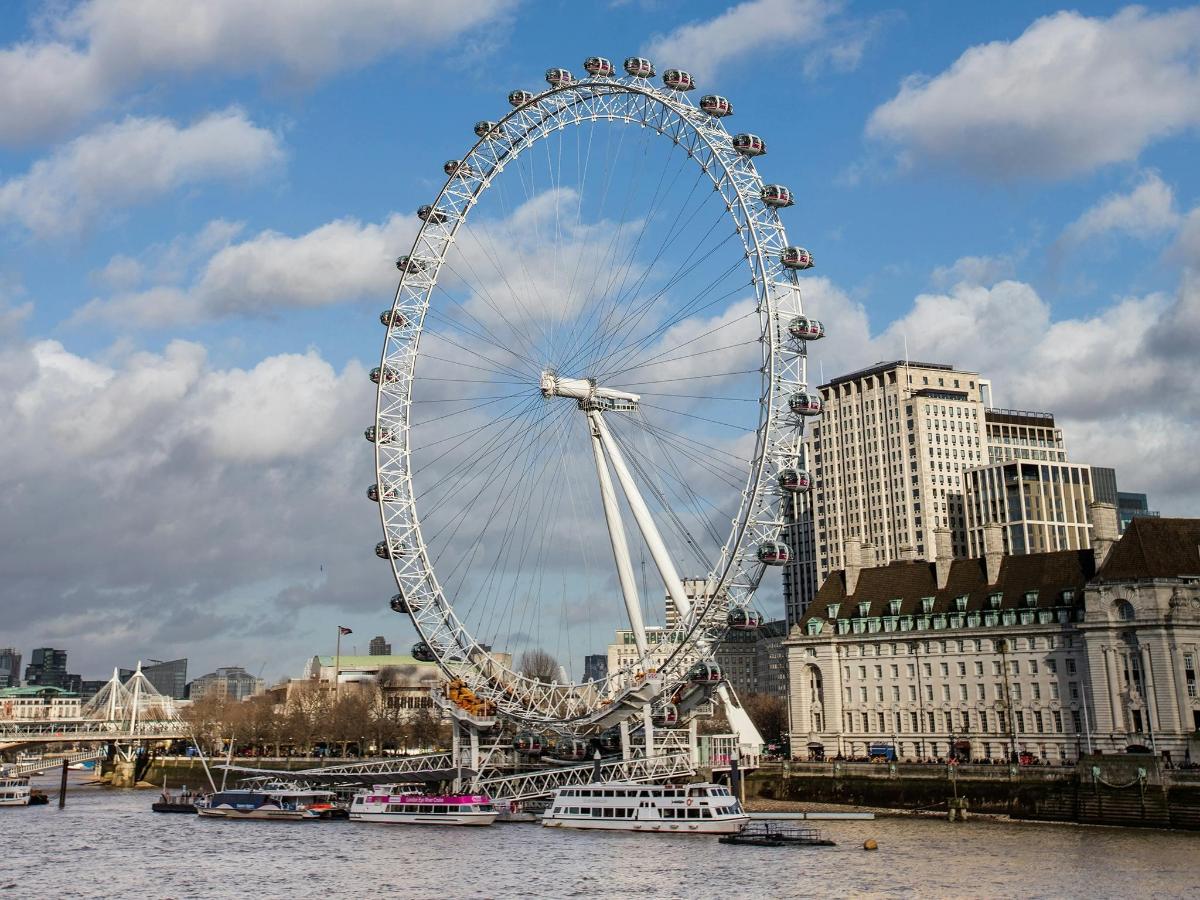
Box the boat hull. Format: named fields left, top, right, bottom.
left=541, top=814, right=749, bottom=835
left=350, top=810, right=497, bottom=826
left=197, top=807, right=321, bottom=821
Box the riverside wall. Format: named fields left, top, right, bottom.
left=745, top=755, right=1200, bottom=830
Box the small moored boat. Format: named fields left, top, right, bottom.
left=0, top=775, right=32, bottom=807
left=720, top=823, right=836, bottom=847
left=196, top=784, right=339, bottom=821
left=349, top=787, right=498, bottom=826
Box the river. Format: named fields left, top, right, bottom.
left=2, top=773, right=1196, bottom=898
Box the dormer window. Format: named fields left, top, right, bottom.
left=889, top=599, right=902, bottom=616
left=954, top=595, right=968, bottom=612
left=1061, top=589, right=1075, bottom=603
left=988, top=593, right=1002, bottom=609
left=858, top=601, right=871, bottom=617
left=827, top=603, right=840, bottom=619
left=921, top=597, right=935, bottom=614
left=1024, top=591, right=1038, bottom=608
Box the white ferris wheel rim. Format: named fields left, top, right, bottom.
left=372, top=69, right=811, bottom=731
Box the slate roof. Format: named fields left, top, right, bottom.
left=1095, top=517, right=1200, bottom=582
left=800, top=550, right=1095, bottom=625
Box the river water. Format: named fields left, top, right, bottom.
left=2, top=773, right=1197, bottom=899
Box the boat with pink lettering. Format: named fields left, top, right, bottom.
left=349, top=787, right=498, bottom=826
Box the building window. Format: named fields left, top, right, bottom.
left=1034, top=711, right=1044, bottom=733
left=921, top=597, right=935, bottom=614
left=1071, top=710, right=1082, bottom=732
left=1016, top=712, right=1026, bottom=733
left=1186, top=654, right=1197, bottom=698
left=1052, top=710, right=1063, bottom=733
left=1066, top=659, right=1076, bottom=676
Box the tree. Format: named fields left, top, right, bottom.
left=742, top=693, right=788, bottom=748
left=518, top=649, right=560, bottom=683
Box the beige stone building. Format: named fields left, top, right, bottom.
left=964, top=460, right=1096, bottom=557
left=784, top=507, right=1200, bottom=765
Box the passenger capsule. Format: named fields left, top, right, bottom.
left=375, top=540, right=403, bottom=560
left=623, top=57, right=656, bottom=78
left=757, top=540, right=791, bottom=566
left=787, top=315, right=824, bottom=340
left=699, top=95, right=733, bottom=117
left=688, top=661, right=723, bottom=684
left=508, top=89, right=535, bottom=107
left=443, top=159, right=476, bottom=177
left=727, top=607, right=762, bottom=631
left=380, top=309, right=407, bottom=328
left=781, top=246, right=814, bottom=270
left=389, top=592, right=410, bottom=614
left=663, top=69, right=695, bottom=91
left=545, top=67, right=573, bottom=87
left=583, top=56, right=615, bottom=77
left=732, top=133, right=767, bottom=157
left=651, top=702, right=679, bottom=727
left=369, top=365, right=400, bottom=385
left=597, top=727, right=621, bottom=753
left=364, top=425, right=395, bottom=444
left=412, top=641, right=436, bottom=662
left=789, top=391, right=822, bottom=416
left=395, top=255, right=425, bottom=274
left=367, top=481, right=399, bottom=502
left=513, top=732, right=543, bottom=755
left=777, top=467, right=813, bottom=493
left=474, top=120, right=500, bottom=140
left=761, top=184, right=794, bottom=208
left=417, top=205, right=448, bottom=225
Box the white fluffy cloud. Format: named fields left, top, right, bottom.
left=801, top=260, right=1200, bottom=514
left=643, top=0, right=871, bottom=81
left=0, top=110, right=283, bottom=237
left=1061, top=173, right=1181, bottom=246
left=867, top=6, right=1200, bottom=178
left=77, top=213, right=414, bottom=325
left=0, top=313, right=394, bottom=676
left=0, top=0, right=517, bottom=144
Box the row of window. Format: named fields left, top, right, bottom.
left=835, top=707, right=1081, bottom=735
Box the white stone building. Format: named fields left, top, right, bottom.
left=784, top=506, right=1200, bottom=765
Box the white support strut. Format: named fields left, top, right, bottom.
left=587, top=410, right=648, bottom=657
left=590, top=412, right=693, bottom=622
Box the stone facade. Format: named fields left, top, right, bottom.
left=784, top=510, right=1200, bottom=765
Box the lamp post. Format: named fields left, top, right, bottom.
left=335, top=626, right=352, bottom=698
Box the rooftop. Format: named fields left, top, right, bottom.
left=1096, top=517, right=1200, bottom=581
left=0, top=685, right=79, bottom=698
left=986, top=407, right=1056, bottom=427
left=821, top=360, right=964, bottom=389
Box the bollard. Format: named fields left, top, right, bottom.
left=58, top=758, right=68, bottom=808
left=863, top=839, right=878, bottom=851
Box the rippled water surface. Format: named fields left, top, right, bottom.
left=3, top=774, right=1197, bottom=899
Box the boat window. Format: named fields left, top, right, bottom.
left=434, top=806, right=448, bottom=814
left=640, top=790, right=650, bottom=797
left=702, top=808, right=713, bottom=818
left=603, top=808, right=614, bottom=817
left=604, top=790, right=614, bottom=797
left=419, top=805, right=433, bottom=814
left=687, top=809, right=700, bottom=819
left=591, top=808, right=602, bottom=817
left=479, top=804, right=494, bottom=812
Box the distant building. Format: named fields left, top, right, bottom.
left=606, top=627, right=680, bottom=690
left=964, top=460, right=1096, bottom=556
left=187, top=667, right=264, bottom=702
left=0, top=685, right=81, bottom=720
left=24, top=648, right=73, bottom=690
left=0, top=649, right=20, bottom=688
left=144, top=659, right=188, bottom=699
left=1117, top=491, right=1159, bottom=533
left=369, top=636, right=392, bottom=656
left=300, top=653, right=441, bottom=715
left=583, top=654, right=608, bottom=683
left=1090, top=466, right=1119, bottom=507
left=714, top=620, right=789, bottom=701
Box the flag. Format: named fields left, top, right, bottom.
left=338, top=626, right=352, bottom=636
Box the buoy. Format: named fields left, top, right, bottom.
left=863, top=839, right=878, bottom=851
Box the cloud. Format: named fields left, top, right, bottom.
left=1060, top=173, right=1181, bottom=246
left=867, top=6, right=1200, bottom=179
left=643, top=0, right=874, bottom=82
left=802, top=260, right=1200, bottom=513
left=0, top=310, right=396, bottom=678
left=0, top=110, right=283, bottom=237
left=77, top=214, right=414, bottom=325
left=0, top=0, right=518, bottom=145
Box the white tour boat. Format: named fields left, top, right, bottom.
left=0, top=775, right=32, bottom=807
left=195, top=784, right=339, bottom=820
left=349, top=788, right=498, bottom=826
left=542, top=781, right=749, bottom=834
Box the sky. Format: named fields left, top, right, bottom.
left=1, top=0, right=1198, bottom=685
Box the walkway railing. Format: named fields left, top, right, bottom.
left=478, top=752, right=694, bottom=802
left=0, top=719, right=187, bottom=741
left=4, top=747, right=107, bottom=776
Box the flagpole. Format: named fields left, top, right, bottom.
left=335, top=627, right=342, bottom=700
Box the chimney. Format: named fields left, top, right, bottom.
left=1089, top=501, right=1119, bottom=568
left=983, top=522, right=1004, bottom=586
left=933, top=527, right=954, bottom=590
left=860, top=541, right=876, bottom=569
left=844, top=538, right=862, bottom=595
left=898, top=545, right=916, bottom=562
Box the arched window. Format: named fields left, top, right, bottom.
left=1115, top=600, right=1135, bottom=621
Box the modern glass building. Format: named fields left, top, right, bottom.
left=964, top=460, right=1095, bottom=555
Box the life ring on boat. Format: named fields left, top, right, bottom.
left=685, top=798, right=693, bottom=807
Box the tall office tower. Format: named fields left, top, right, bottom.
left=369, top=636, right=392, bottom=656
left=782, top=361, right=993, bottom=625
left=24, top=647, right=70, bottom=688
left=0, top=649, right=21, bottom=687
left=141, top=658, right=188, bottom=700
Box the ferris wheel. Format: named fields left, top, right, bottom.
left=368, top=56, right=823, bottom=734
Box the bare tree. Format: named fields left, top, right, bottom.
left=518, top=649, right=560, bottom=683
